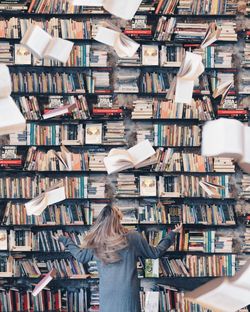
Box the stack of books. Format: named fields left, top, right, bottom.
left=0, top=146, right=22, bottom=168
left=124, top=15, right=152, bottom=39
left=213, top=157, right=235, bottom=172
left=117, top=51, right=141, bottom=67
left=90, top=71, right=112, bottom=94
left=0, top=42, right=13, bottom=64
left=242, top=228, right=250, bottom=253
left=103, top=121, right=126, bottom=145
left=131, top=99, right=154, bottom=119
left=115, top=174, right=139, bottom=197
left=242, top=43, right=250, bottom=67
left=136, top=124, right=154, bottom=143
left=239, top=72, right=250, bottom=94
left=88, top=178, right=106, bottom=198
left=114, top=69, right=140, bottom=93
left=89, top=152, right=107, bottom=171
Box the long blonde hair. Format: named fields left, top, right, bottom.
left=82, top=204, right=128, bottom=264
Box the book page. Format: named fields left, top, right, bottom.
left=178, top=52, right=204, bottom=80
left=128, top=140, right=155, bottom=166
left=231, top=258, right=250, bottom=289
left=44, top=37, right=74, bottom=63
left=46, top=185, right=66, bottom=205
left=104, top=149, right=133, bottom=174
left=103, top=0, right=143, bottom=20
left=200, top=22, right=222, bottom=49
left=0, top=65, right=12, bottom=98
left=213, top=81, right=233, bottom=99
left=94, top=26, right=118, bottom=47
left=73, top=0, right=103, bottom=5
left=202, top=118, right=244, bottom=158
left=21, top=24, right=52, bottom=59
left=114, top=34, right=140, bottom=58
left=175, top=79, right=194, bottom=105
left=25, top=193, right=48, bottom=216
left=0, top=97, right=26, bottom=136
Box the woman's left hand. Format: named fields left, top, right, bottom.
left=173, top=223, right=183, bottom=233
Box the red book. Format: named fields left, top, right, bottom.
left=93, top=108, right=123, bottom=114
left=217, top=110, right=248, bottom=115
left=0, top=159, right=22, bottom=165
left=124, top=30, right=152, bottom=35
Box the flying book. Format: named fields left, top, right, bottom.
left=73, top=0, right=143, bottom=20
left=32, top=268, right=57, bottom=297
left=199, top=181, right=224, bottom=198
left=25, top=182, right=66, bottom=216
left=94, top=23, right=139, bottom=58
left=21, top=25, right=74, bottom=63
left=103, top=140, right=156, bottom=174
left=213, top=80, right=233, bottom=104
left=202, top=118, right=250, bottom=173
left=185, top=258, right=250, bottom=312
left=0, top=65, right=26, bottom=135
left=200, top=22, right=222, bottom=49
left=42, top=103, right=76, bottom=119
left=175, top=52, right=204, bottom=104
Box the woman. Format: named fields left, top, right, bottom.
left=54, top=204, right=182, bottom=312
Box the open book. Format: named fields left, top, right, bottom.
left=103, top=140, right=156, bottom=174
left=21, top=24, right=74, bottom=63
left=95, top=23, right=139, bottom=58
left=25, top=182, right=66, bottom=216
left=0, top=65, right=26, bottom=135
left=185, top=258, right=250, bottom=312
left=213, top=80, right=233, bottom=104
left=202, top=118, right=250, bottom=173
left=199, top=181, right=225, bottom=198
left=200, top=22, right=222, bottom=49
left=175, top=52, right=204, bottom=104
left=32, top=268, right=57, bottom=297
left=73, top=0, right=143, bottom=20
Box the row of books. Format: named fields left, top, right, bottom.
left=0, top=288, right=89, bottom=312
left=144, top=254, right=236, bottom=277
left=0, top=228, right=234, bottom=253
left=242, top=228, right=250, bottom=253
left=0, top=17, right=237, bottom=42
left=1, top=201, right=236, bottom=226
left=0, top=42, right=108, bottom=67
left=11, top=71, right=112, bottom=93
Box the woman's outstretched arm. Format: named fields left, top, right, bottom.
left=56, top=235, right=93, bottom=264
left=131, top=224, right=182, bottom=259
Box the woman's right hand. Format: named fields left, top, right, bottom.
left=173, top=223, right=183, bottom=233
left=52, top=234, right=60, bottom=241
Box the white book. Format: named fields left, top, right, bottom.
left=0, top=64, right=12, bottom=98
left=175, top=52, right=204, bottom=104
left=185, top=258, right=250, bottom=312
left=0, top=230, right=8, bottom=250
left=25, top=182, right=66, bottom=216
left=42, top=103, right=76, bottom=119
left=104, top=140, right=156, bottom=174
left=85, top=123, right=102, bottom=144
left=95, top=24, right=139, bottom=58
left=213, top=80, right=233, bottom=102
left=32, top=268, right=57, bottom=297
left=21, top=25, right=74, bottom=63
left=73, top=0, right=142, bottom=20
left=144, top=291, right=160, bottom=312
left=140, top=176, right=157, bottom=196
left=0, top=97, right=26, bottom=135
left=200, top=22, right=222, bottom=49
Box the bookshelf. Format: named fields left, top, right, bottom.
left=0, top=1, right=249, bottom=311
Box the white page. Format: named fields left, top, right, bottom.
left=103, top=0, right=143, bottom=20
left=144, top=291, right=159, bottom=312
left=25, top=193, right=48, bottom=216
left=47, top=186, right=66, bottom=205
left=104, top=149, right=133, bottom=174
left=231, top=258, right=250, bottom=289
left=73, top=0, right=103, bottom=5
left=175, top=78, right=194, bottom=105
left=239, top=126, right=250, bottom=174
left=128, top=140, right=155, bottom=166
left=201, top=118, right=243, bottom=158
left=44, top=37, right=74, bottom=63
left=114, top=34, right=140, bottom=58
left=0, top=230, right=7, bottom=250
left=94, top=26, right=118, bottom=47
left=21, top=24, right=52, bottom=59
left=0, top=97, right=26, bottom=135
left=179, top=52, right=204, bottom=80
left=0, top=64, right=12, bottom=98
left=213, top=81, right=233, bottom=99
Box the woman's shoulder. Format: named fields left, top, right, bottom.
left=125, top=230, right=141, bottom=242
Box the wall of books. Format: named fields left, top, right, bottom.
left=0, top=0, right=250, bottom=311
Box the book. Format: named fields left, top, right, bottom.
left=25, top=182, right=66, bottom=216
left=185, top=258, right=250, bottom=312
left=0, top=64, right=26, bottom=135
left=175, top=52, right=205, bottom=104
left=14, top=44, right=31, bottom=64
left=42, top=103, right=77, bottom=119
left=103, top=140, right=156, bottom=174
left=199, top=181, right=225, bottom=198
left=21, top=24, right=74, bottom=63
left=32, top=268, right=57, bottom=297
left=213, top=80, right=233, bottom=104
left=74, top=0, right=143, bottom=20
left=85, top=123, right=103, bottom=144
left=200, top=22, right=222, bottom=49
left=202, top=118, right=250, bottom=173
left=140, top=176, right=157, bottom=196
left=142, top=45, right=159, bottom=66
left=95, top=24, right=139, bottom=58
left=144, top=291, right=159, bottom=312
left=0, top=230, right=8, bottom=250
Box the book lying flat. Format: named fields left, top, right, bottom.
left=25, top=182, right=66, bottom=216
left=200, top=22, right=222, bottom=49
left=199, top=181, right=224, bottom=198
left=42, top=103, right=76, bottom=119
left=73, top=0, right=143, bottom=20
left=185, top=258, right=250, bottom=312
left=95, top=24, right=139, bottom=58
left=0, top=64, right=26, bottom=135
left=21, top=24, right=74, bottom=63
left=202, top=118, right=250, bottom=173
left=32, top=268, right=57, bottom=297
left=175, top=52, right=204, bottom=104
left=103, top=140, right=156, bottom=174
